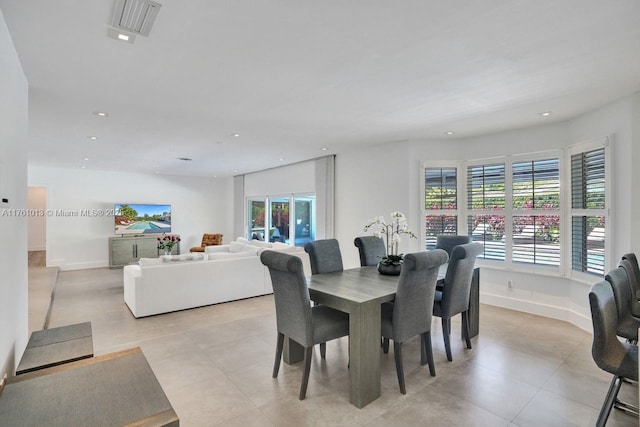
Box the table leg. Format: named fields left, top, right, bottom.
left=348, top=301, right=381, bottom=408
left=282, top=338, right=305, bottom=364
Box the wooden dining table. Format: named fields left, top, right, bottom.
left=282, top=264, right=479, bottom=408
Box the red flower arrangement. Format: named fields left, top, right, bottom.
left=157, top=233, right=181, bottom=251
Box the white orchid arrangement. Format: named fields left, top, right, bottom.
left=363, top=211, right=417, bottom=265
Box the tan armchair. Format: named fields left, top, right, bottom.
left=190, top=233, right=223, bottom=252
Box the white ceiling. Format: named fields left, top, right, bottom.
left=1, top=0, right=640, bottom=177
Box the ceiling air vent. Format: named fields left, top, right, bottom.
left=111, top=0, right=162, bottom=36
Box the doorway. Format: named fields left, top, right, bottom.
left=27, top=186, right=47, bottom=267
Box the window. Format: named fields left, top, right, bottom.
left=467, top=163, right=506, bottom=260
left=422, top=141, right=610, bottom=277
left=511, top=158, right=560, bottom=267
left=423, top=167, right=458, bottom=250
left=570, top=145, right=607, bottom=276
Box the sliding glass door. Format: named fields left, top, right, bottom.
left=270, top=197, right=290, bottom=243
left=293, top=196, right=314, bottom=247
left=248, top=199, right=266, bottom=241
left=247, top=194, right=315, bottom=246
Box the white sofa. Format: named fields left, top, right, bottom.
left=123, top=238, right=311, bottom=318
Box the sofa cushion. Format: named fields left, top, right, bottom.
left=208, top=251, right=257, bottom=261
left=205, top=245, right=230, bottom=254
left=270, top=244, right=300, bottom=255
left=228, top=241, right=247, bottom=253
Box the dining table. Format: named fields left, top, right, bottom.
left=282, top=264, right=480, bottom=408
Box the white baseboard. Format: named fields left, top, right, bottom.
left=480, top=292, right=592, bottom=333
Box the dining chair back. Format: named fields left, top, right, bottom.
left=381, top=249, right=448, bottom=393
left=435, top=235, right=471, bottom=257
left=604, top=266, right=640, bottom=342
left=618, top=258, right=640, bottom=317
left=589, top=281, right=639, bottom=426
left=260, top=250, right=349, bottom=400
left=433, top=242, right=482, bottom=361
left=304, top=239, right=344, bottom=274
left=621, top=253, right=640, bottom=301
left=353, top=236, right=386, bottom=267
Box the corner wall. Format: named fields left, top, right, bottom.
left=335, top=93, right=639, bottom=332
left=0, top=9, right=29, bottom=378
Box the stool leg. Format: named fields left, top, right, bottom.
left=596, top=375, right=623, bottom=427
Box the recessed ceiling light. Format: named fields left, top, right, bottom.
left=279, top=158, right=285, bottom=161
left=88, top=136, right=98, bottom=140
left=234, top=170, right=238, bottom=173
left=321, top=147, right=328, bottom=151
left=81, top=166, right=86, bottom=169
left=93, top=111, right=109, bottom=117
left=445, top=131, right=455, bottom=135
left=107, top=28, right=135, bottom=44
left=83, top=157, right=89, bottom=161
left=232, top=133, right=240, bottom=137
left=539, top=111, right=553, bottom=117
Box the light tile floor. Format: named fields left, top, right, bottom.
left=42, top=267, right=638, bottom=426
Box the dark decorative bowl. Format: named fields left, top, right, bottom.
left=377, top=262, right=401, bottom=275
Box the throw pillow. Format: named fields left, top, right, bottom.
left=271, top=242, right=299, bottom=253
left=236, top=237, right=250, bottom=244
left=272, top=242, right=291, bottom=250
left=247, top=239, right=272, bottom=248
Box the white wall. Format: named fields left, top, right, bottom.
left=244, top=161, right=315, bottom=196
left=0, top=9, right=29, bottom=378
left=335, top=142, right=414, bottom=268
left=28, top=166, right=234, bottom=270
left=27, top=187, right=46, bottom=251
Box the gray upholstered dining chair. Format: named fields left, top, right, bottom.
left=381, top=250, right=448, bottom=394
left=618, top=258, right=640, bottom=317
left=621, top=253, right=640, bottom=302
left=260, top=250, right=349, bottom=400
left=304, top=239, right=344, bottom=274
left=435, top=235, right=471, bottom=257
left=589, top=280, right=639, bottom=427
left=432, top=242, right=482, bottom=361
left=604, top=266, right=640, bottom=343
left=353, top=236, right=386, bottom=267
left=303, top=238, right=345, bottom=357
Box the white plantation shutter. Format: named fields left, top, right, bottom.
left=423, top=167, right=458, bottom=250
left=511, top=158, right=560, bottom=267
left=467, top=163, right=506, bottom=260
left=571, top=147, right=607, bottom=276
